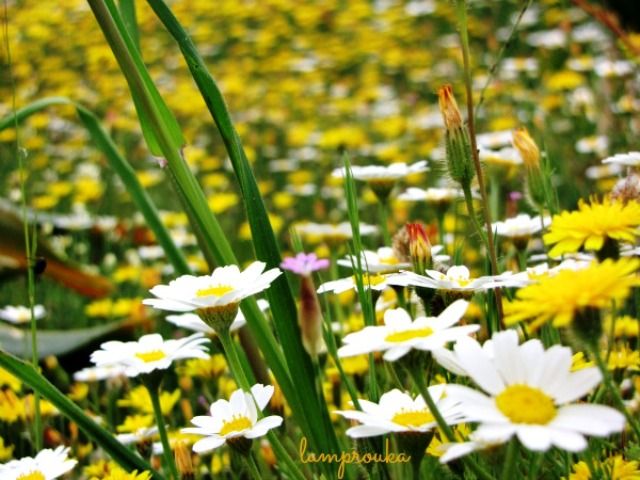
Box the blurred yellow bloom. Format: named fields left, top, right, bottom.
left=118, top=386, right=180, bottom=416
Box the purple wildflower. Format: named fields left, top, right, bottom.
left=281, top=253, right=330, bottom=276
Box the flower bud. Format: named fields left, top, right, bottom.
left=175, top=440, right=194, bottom=480
left=438, top=85, right=475, bottom=187
left=406, top=223, right=431, bottom=273
left=512, top=127, right=540, bottom=170
left=299, top=275, right=326, bottom=359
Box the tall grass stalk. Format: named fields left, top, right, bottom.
left=2, top=0, right=42, bottom=450
left=455, top=0, right=504, bottom=323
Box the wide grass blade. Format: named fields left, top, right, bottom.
left=144, top=0, right=340, bottom=456
left=86, top=0, right=316, bottom=462
left=0, top=351, right=163, bottom=478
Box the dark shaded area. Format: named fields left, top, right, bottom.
left=604, top=0, right=640, bottom=32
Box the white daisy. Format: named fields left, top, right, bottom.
left=337, top=247, right=410, bottom=273
left=387, top=265, right=521, bottom=293
left=165, top=299, right=269, bottom=335
left=294, top=222, right=378, bottom=244
left=143, top=261, right=281, bottom=313
left=117, top=426, right=159, bottom=446
left=442, top=331, right=625, bottom=454
left=182, top=384, right=283, bottom=453
left=317, top=272, right=393, bottom=295
left=585, top=163, right=623, bottom=180
left=331, top=161, right=429, bottom=182
left=397, top=187, right=464, bottom=204
left=338, top=299, right=477, bottom=361
left=0, top=305, right=46, bottom=325
left=602, top=151, right=640, bottom=168
left=335, top=386, right=463, bottom=438
left=0, top=446, right=77, bottom=480
left=90, top=333, right=210, bottom=377
left=492, top=214, right=550, bottom=240
left=73, top=365, right=127, bottom=382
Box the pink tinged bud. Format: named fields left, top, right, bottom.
left=299, top=275, right=326, bottom=358
left=407, top=223, right=431, bottom=272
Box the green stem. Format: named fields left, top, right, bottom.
left=244, top=453, right=263, bottom=480
left=378, top=199, right=391, bottom=246
left=591, top=345, right=640, bottom=439
left=410, top=369, right=492, bottom=480
left=455, top=0, right=503, bottom=325
left=500, top=439, right=518, bottom=480
left=147, top=385, right=179, bottom=480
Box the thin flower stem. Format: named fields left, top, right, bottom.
left=378, top=199, right=391, bottom=246
left=410, top=368, right=493, bottom=480
left=244, top=453, right=263, bottom=480
left=591, top=345, right=640, bottom=439
left=500, top=439, right=518, bottom=480
left=147, top=385, right=179, bottom=480
left=455, top=0, right=504, bottom=325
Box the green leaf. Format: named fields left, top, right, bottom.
left=144, top=0, right=340, bottom=457
left=103, top=0, right=185, bottom=156
left=0, top=351, right=163, bottom=478
left=0, top=321, right=125, bottom=359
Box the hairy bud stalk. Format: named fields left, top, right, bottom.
left=439, top=85, right=475, bottom=188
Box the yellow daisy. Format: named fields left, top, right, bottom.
left=543, top=198, right=640, bottom=257
left=504, top=259, right=640, bottom=330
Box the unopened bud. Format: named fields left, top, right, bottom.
left=299, top=275, right=326, bottom=359
left=406, top=223, right=431, bottom=273
left=438, top=84, right=463, bottom=130
left=438, top=85, right=475, bottom=187
left=175, top=441, right=194, bottom=480
left=512, top=127, right=540, bottom=170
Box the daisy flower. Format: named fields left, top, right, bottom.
left=602, top=151, right=640, bottom=168
left=0, top=305, right=46, bottom=325
left=0, top=446, right=77, bottom=479
left=338, top=299, right=477, bottom=361
left=90, top=333, right=210, bottom=377
left=143, top=261, right=281, bottom=314
left=441, top=331, right=625, bottom=454
left=165, top=299, right=269, bottom=335
left=294, top=222, right=378, bottom=245
left=543, top=198, right=640, bottom=257
left=492, top=214, right=550, bottom=247
left=335, top=386, right=463, bottom=438
left=337, top=247, right=410, bottom=273
left=397, top=186, right=464, bottom=205
left=387, top=265, right=520, bottom=295
left=317, top=272, right=393, bottom=295
left=331, top=161, right=429, bottom=182
left=504, top=258, right=640, bottom=331
left=182, top=384, right=283, bottom=453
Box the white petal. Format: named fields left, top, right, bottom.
left=550, top=368, right=602, bottom=404
left=550, top=404, right=625, bottom=436
left=548, top=429, right=587, bottom=452
left=516, top=425, right=553, bottom=451
left=245, top=416, right=283, bottom=438
left=454, top=337, right=505, bottom=395
left=192, top=436, right=226, bottom=453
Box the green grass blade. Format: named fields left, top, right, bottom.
left=145, top=0, right=339, bottom=456
left=103, top=0, right=184, bottom=156
left=0, top=351, right=163, bottom=478
left=118, top=0, right=140, bottom=51
left=86, top=0, right=308, bottom=459
left=0, top=97, right=69, bottom=131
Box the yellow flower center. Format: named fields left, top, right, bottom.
left=135, top=350, right=166, bottom=363
left=391, top=409, right=435, bottom=427
left=495, top=385, right=557, bottom=424
left=219, top=415, right=252, bottom=436
left=355, top=273, right=386, bottom=287
left=17, top=471, right=45, bottom=480
left=196, top=285, right=234, bottom=298
left=385, top=327, right=433, bottom=343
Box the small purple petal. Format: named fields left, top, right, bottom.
left=281, top=252, right=330, bottom=276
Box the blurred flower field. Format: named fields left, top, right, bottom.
left=2, top=0, right=640, bottom=478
